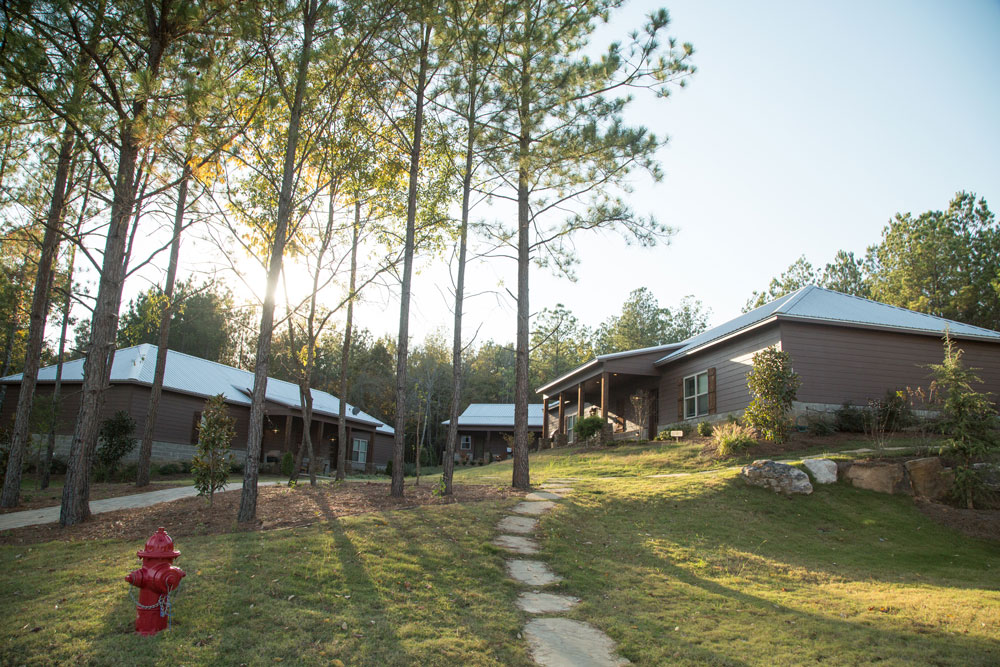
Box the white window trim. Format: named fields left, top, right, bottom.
left=683, top=371, right=709, bottom=419
left=352, top=437, right=368, bottom=463
left=566, top=414, right=577, bottom=443
left=460, top=435, right=472, bottom=450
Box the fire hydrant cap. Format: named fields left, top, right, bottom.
left=137, top=526, right=181, bottom=559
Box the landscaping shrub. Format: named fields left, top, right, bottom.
left=806, top=415, right=836, bottom=436
left=192, top=394, right=234, bottom=506
left=118, top=461, right=138, bottom=482
left=384, top=459, right=393, bottom=477
left=49, top=456, right=68, bottom=475
left=403, top=462, right=416, bottom=476
left=280, top=451, right=295, bottom=477
left=696, top=421, right=713, bottom=437
left=929, top=334, right=1000, bottom=509
left=158, top=462, right=182, bottom=476
left=657, top=422, right=693, bottom=439
left=744, top=347, right=800, bottom=443
left=575, top=415, right=605, bottom=440
left=229, top=458, right=245, bottom=474
left=95, top=411, right=136, bottom=480
left=835, top=403, right=867, bottom=433
left=713, top=423, right=757, bottom=458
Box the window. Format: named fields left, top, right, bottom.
left=566, top=414, right=577, bottom=443
left=460, top=435, right=472, bottom=450
left=684, top=371, right=709, bottom=419
left=351, top=437, right=368, bottom=463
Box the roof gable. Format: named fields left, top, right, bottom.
left=443, top=403, right=543, bottom=427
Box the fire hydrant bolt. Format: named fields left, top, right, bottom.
left=126, top=527, right=186, bottom=636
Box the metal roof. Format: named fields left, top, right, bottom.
left=655, top=285, right=1000, bottom=365
left=442, top=403, right=544, bottom=428
left=1, top=344, right=394, bottom=434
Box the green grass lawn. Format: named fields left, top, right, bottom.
left=2, top=438, right=996, bottom=665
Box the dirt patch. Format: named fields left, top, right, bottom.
left=915, top=498, right=1000, bottom=543
left=0, top=481, right=523, bottom=546
left=0, top=481, right=188, bottom=514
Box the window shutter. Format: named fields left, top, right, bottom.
left=676, top=378, right=683, bottom=419
left=707, top=367, right=717, bottom=414
left=190, top=411, right=202, bottom=444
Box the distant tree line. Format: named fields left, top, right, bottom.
left=744, top=192, right=999, bottom=332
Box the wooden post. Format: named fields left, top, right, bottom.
left=541, top=395, right=549, bottom=440
left=558, top=392, right=565, bottom=434
left=577, top=383, right=584, bottom=419
left=601, top=372, right=609, bottom=421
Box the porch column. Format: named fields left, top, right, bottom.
left=558, top=392, right=565, bottom=434
left=283, top=414, right=294, bottom=452
left=577, top=383, right=584, bottom=418
left=601, top=372, right=609, bottom=421
left=541, top=395, right=549, bottom=440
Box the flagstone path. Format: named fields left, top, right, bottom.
left=496, top=477, right=630, bottom=666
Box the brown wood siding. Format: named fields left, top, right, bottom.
left=779, top=321, right=1000, bottom=407
left=658, top=323, right=782, bottom=423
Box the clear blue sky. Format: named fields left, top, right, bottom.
left=386, top=0, right=1000, bottom=344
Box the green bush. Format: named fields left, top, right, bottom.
left=229, top=458, right=245, bottom=474
left=656, top=423, right=693, bottom=440
left=806, top=415, right=836, bottom=436
left=158, top=462, right=182, bottom=476
left=713, top=423, right=757, bottom=458
left=575, top=415, right=605, bottom=440
left=744, top=347, right=800, bottom=443
left=192, top=394, right=234, bottom=506
left=696, top=421, right=713, bottom=437
left=834, top=403, right=867, bottom=432
left=280, top=451, right=295, bottom=477
left=96, top=410, right=136, bottom=478
left=384, top=459, right=393, bottom=477
left=929, top=334, right=1000, bottom=509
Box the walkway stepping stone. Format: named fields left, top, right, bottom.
left=494, top=534, right=539, bottom=554
left=507, top=559, right=562, bottom=586
left=513, top=501, right=556, bottom=515
left=497, top=515, right=538, bottom=534
left=539, top=486, right=574, bottom=494
left=525, top=491, right=563, bottom=501
left=524, top=618, right=630, bottom=666
left=517, top=592, right=579, bottom=614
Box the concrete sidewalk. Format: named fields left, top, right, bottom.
left=0, top=481, right=281, bottom=532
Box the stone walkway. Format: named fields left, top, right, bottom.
left=496, top=477, right=630, bottom=666
left=0, top=481, right=281, bottom=531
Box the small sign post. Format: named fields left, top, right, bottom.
left=670, top=430, right=684, bottom=442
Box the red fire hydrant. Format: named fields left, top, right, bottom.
left=125, top=527, right=186, bottom=636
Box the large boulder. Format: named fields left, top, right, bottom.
left=802, top=458, right=837, bottom=484
left=741, top=460, right=813, bottom=495
left=904, top=457, right=953, bottom=500
left=843, top=462, right=908, bottom=495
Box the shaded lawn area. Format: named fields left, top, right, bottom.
left=0, top=496, right=533, bottom=666
left=536, top=472, right=999, bottom=665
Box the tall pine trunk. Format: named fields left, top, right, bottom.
left=336, top=200, right=360, bottom=481
left=41, top=161, right=92, bottom=490
left=238, top=1, right=316, bottom=523
left=136, top=165, right=189, bottom=486
left=511, top=59, right=532, bottom=491
left=443, top=74, right=478, bottom=495
left=1, top=126, right=76, bottom=507
left=391, top=22, right=431, bottom=498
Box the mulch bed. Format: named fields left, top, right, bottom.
left=915, top=498, right=1000, bottom=543
left=0, top=482, right=524, bottom=546
left=0, top=481, right=188, bottom=514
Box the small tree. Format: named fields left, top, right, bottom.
left=744, top=347, right=801, bottom=443
left=192, top=394, right=235, bottom=506
left=629, top=390, right=654, bottom=439
left=928, top=334, right=999, bottom=509
left=96, top=411, right=137, bottom=480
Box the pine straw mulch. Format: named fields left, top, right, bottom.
left=0, top=480, right=189, bottom=514
left=0, top=481, right=524, bottom=547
